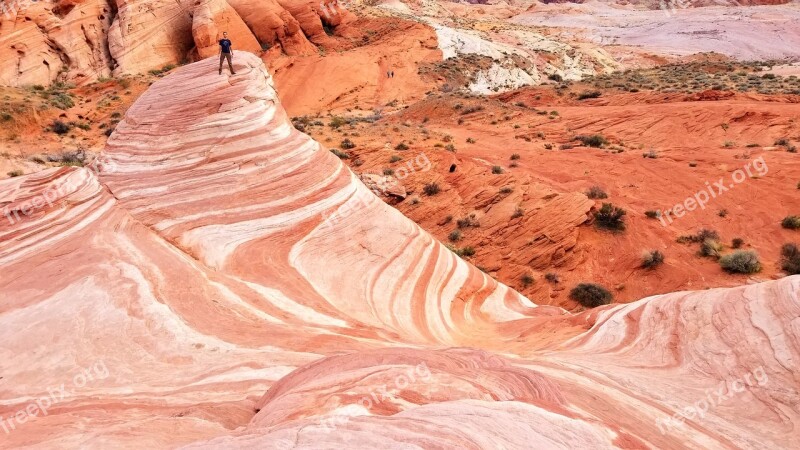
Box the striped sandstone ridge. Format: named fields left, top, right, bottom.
left=0, top=54, right=798, bottom=448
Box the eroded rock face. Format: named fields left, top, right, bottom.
left=0, top=54, right=798, bottom=448
left=0, top=0, right=115, bottom=87
left=0, top=0, right=353, bottom=85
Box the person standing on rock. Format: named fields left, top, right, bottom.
left=219, top=32, right=236, bottom=75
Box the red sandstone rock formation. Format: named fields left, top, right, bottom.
left=0, top=53, right=798, bottom=448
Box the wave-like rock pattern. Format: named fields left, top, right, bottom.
left=1, top=53, right=798, bottom=448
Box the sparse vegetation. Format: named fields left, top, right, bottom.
left=577, top=90, right=602, bottom=100
left=457, top=213, right=480, bottom=229
left=521, top=273, right=535, bottom=287
left=699, top=239, right=724, bottom=259
left=51, top=120, right=71, bottom=135
left=448, top=230, right=462, bottom=242
left=593, top=203, right=626, bottom=231
left=395, top=142, right=409, bottom=151
left=340, top=138, right=356, bottom=149
left=586, top=186, right=608, bottom=199
left=782, top=216, right=800, bottom=230
left=732, top=238, right=745, bottom=249
left=7, top=170, right=23, bottom=177
left=569, top=283, right=613, bottom=308
left=423, top=182, right=441, bottom=196
left=491, top=165, right=504, bottom=174
left=719, top=250, right=761, bottom=274
left=390, top=155, right=402, bottom=163
left=330, top=149, right=350, bottom=159
left=575, top=134, right=608, bottom=148
left=512, top=206, right=524, bottom=219
left=780, top=243, right=800, bottom=275
left=545, top=272, right=560, bottom=284
left=641, top=250, right=665, bottom=269
left=645, top=210, right=661, bottom=219
left=510, top=153, right=520, bottom=160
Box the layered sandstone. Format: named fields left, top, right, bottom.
left=0, top=54, right=798, bottom=448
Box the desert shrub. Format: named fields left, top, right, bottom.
left=460, top=105, right=484, bottom=115
left=49, top=92, right=74, bottom=110
left=390, top=155, right=402, bottom=163
left=104, top=128, right=113, bottom=137
left=329, top=116, right=347, bottom=129
left=510, top=153, right=520, bottom=160
left=448, top=245, right=476, bottom=257
left=575, top=134, right=607, bottom=148
left=643, top=149, right=658, bottom=159
left=330, top=149, right=349, bottom=159
left=586, top=186, right=608, bottom=199
left=521, top=273, right=535, bottom=287
left=51, top=120, right=71, bottom=135
left=548, top=73, right=563, bottom=82
left=569, top=283, right=613, bottom=307
left=782, top=216, right=800, bottom=229
left=0, top=112, right=12, bottom=121
left=512, top=207, right=524, bottom=218
left=775, top=138, right=791, bottom=147
left=457, top=213, right=480, bottom=229
left=641, top=250, right=665, bottom=269
left=545, top=272, right=560, bottom=284
left=466, top=137, right=476, bottom=144
left=7, top=170, right=23, bottom=177
left=577, top=90, right=602, bottom=100
left=645, top=210, right=661, bottom=219
left=780, top=243, right=800, bottom=275
left=594, top=203, right=626, bottom=231
left=718, top=209, right=728, bottom=218
left=731, top=238, right=745, bottom=249
left=340, top=138, right=356, bottom=149
left=395, top=142, right=409, bottom=150
left=423, top=182, right=441, bottom=196
left=699, top=239, right=724, bottom=258
left=719, top=250, right=761, bottom=274
left=383, top=168, right=394, bottom=176
left=111, top=112, right=122, bottom=119
left=448, top=230, right=462, bottom=242
left=445, top=144, right=456, bottom=152
left=491, top=166, right=504, bottom=174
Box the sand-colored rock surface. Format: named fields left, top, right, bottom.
left=1, top=53, right=798, bottom=448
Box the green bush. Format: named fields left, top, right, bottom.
left=448, top=230, right=462, bottom=242
left=569, top=283, right=613, bottom=307
left=340, top=138, right=356, bottom=149
left=719, top=250, right=761, bottom=274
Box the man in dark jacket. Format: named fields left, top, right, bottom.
left=219, top=32, right=235, bottom=75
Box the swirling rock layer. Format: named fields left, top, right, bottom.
left=0, top=54, right=798, bottom=449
